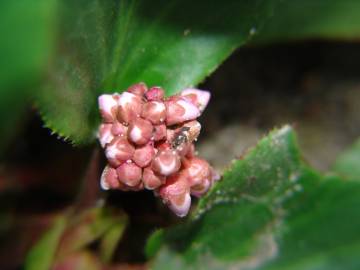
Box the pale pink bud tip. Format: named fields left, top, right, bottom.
left=166, top=97, right=200, bottom=126
left=98, top=123, right=114, bottom=148
left=117, top=92, right=143, bottom=124
left=100, top=166, right=119, bottom=190
left=133, top=143, right=155, bottom=168
left=152, top=149, right=181, bottom=176
left=127, top=82, right=148, bottom=96
left=116, top=163, right=142, bottom=187
left=181, top=89, right=210, bottom=112
left=141, top=101, right=166, bottom=124
left=98, top=94, right=118, bottom=122
left=143, top=167, right=165, bottom=190
left=183, top=157, right=214, bottom=197
left=159, top=174, right=191, bottom=217
left=145, top=86, right=165, bottom=101
left=105, top=137, right=135, bottom=167
left=128, top=118, right=153, bottom=145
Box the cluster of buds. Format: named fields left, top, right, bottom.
left=98, top=83, right=219, bottom=217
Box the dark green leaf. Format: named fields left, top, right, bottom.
left=148, top=126, right=360, bottom=269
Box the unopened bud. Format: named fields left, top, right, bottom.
left=100, top=165, right=119, bottom=190
left=165, top=97, right=200, bottom=125
left=183, top=157, right=213, bottom=196
left=98, top=94, right=118, bottom=122
left=117, top=92, right=143, bottom=124
left=152, top=149, right=181, bottom=176
left=127, top=82, right=148, bottom=96
left=105, top=137, right=135, bottom=167
left=128, top=118, right=153, bottom=145
left=158, top=173, right=191, bottom=217
left=181, top=89, right=210, bottom=112
left=133, top=143, right=155, bottom=168
left=111, top=121, right=127, bottom=136
left=141, top=101, right=166, bottom=124
left=116, top=162, right=142, bottom=187
left=143, top=167, right=165, bottom=190
left=98, top=123, right=114, bottom=148
left=153, top=124, right=166, bottom=141
left=145, top=86, right=165, bottom=101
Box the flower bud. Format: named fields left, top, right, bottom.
left=128, top=118, right=153, bottom=145
left=165, top=97, right=200, bottom=125
left=153, top=124, right=166, bottom=141
left=127, top=82, right=148, bottom=96
left=98, top=94, right=118, bottom=122
left=141, top=101, right=166, bottom=124
left=143, top=167, right=165, bottom=190
left=116, top=162, right=142, bottom=187
left=181, top=89, right=210, bottom=112
left=111, top=121, right=127, bottom=136
left=158, top=173, right=191, bottom=217
left=133, top=143, right=155, bottom=168
left=105, top=137, right=135, bottom=167
left=190, top=178, right=211, bottom=197
left=98, top=123, right=114, bottom=148
left=145, top=86, right=165, bottom=101
left=117, top=92, right=143, bottom=124
left=182, top=157, right=211, bottom=188
left=100, top=165, right=120, bottom=190
left=152, top=149, right=181, bottom=176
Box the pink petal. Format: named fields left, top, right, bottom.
left=98, top=94, right=118, bottom=122
left=116, top=162, right=142, bottom=187
left=152, top=149, right=181, bottom=176
left=127, top=82, right=148, bottom=96
left=117, top=92, right=143, bottom=124
left=165, top=97, right=200, bottom=125
left=98, top=123, right=114, bottom=148
left=141, top=101, right=166, bottom=124
left=100, top=165, right=119, bottom=190
left=143, top=167, right=165, bottom=190
left=105, top=137, right=135, bottom=167
left=158, top=173, right=191, bottom=217
left=128, top=118, right=153, bottom=145
left=181, top=89, right=210, bottom=112
left=145, top=86, right=165, bottom=101
left=133, top=143, right=156, bottom=168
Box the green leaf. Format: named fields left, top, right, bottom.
left=24, top=207, right=127, bottom=270
left=333, top=138, right=360, bottom=181
left=35, top=0, right=278, bottom=144
left=25, top=215, right=67, bottom=270
left=253, top=0, right=360, bottom=43
left=147, top=126, right=360, bottom=269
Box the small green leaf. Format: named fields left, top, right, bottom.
left=148, top=126, right=360, bottom=269
left=99, top=220, right=128, bottom=263
left=24, top=207, right=127, bottom=270
left=333, top=138, right=360, bottom=181
left=25, top=215, right=67, bottom=270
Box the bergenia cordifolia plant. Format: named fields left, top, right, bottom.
left=97, top=83, right=219, bottom=217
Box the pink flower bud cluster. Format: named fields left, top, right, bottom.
left=98, top=83, right=219, bottom=217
